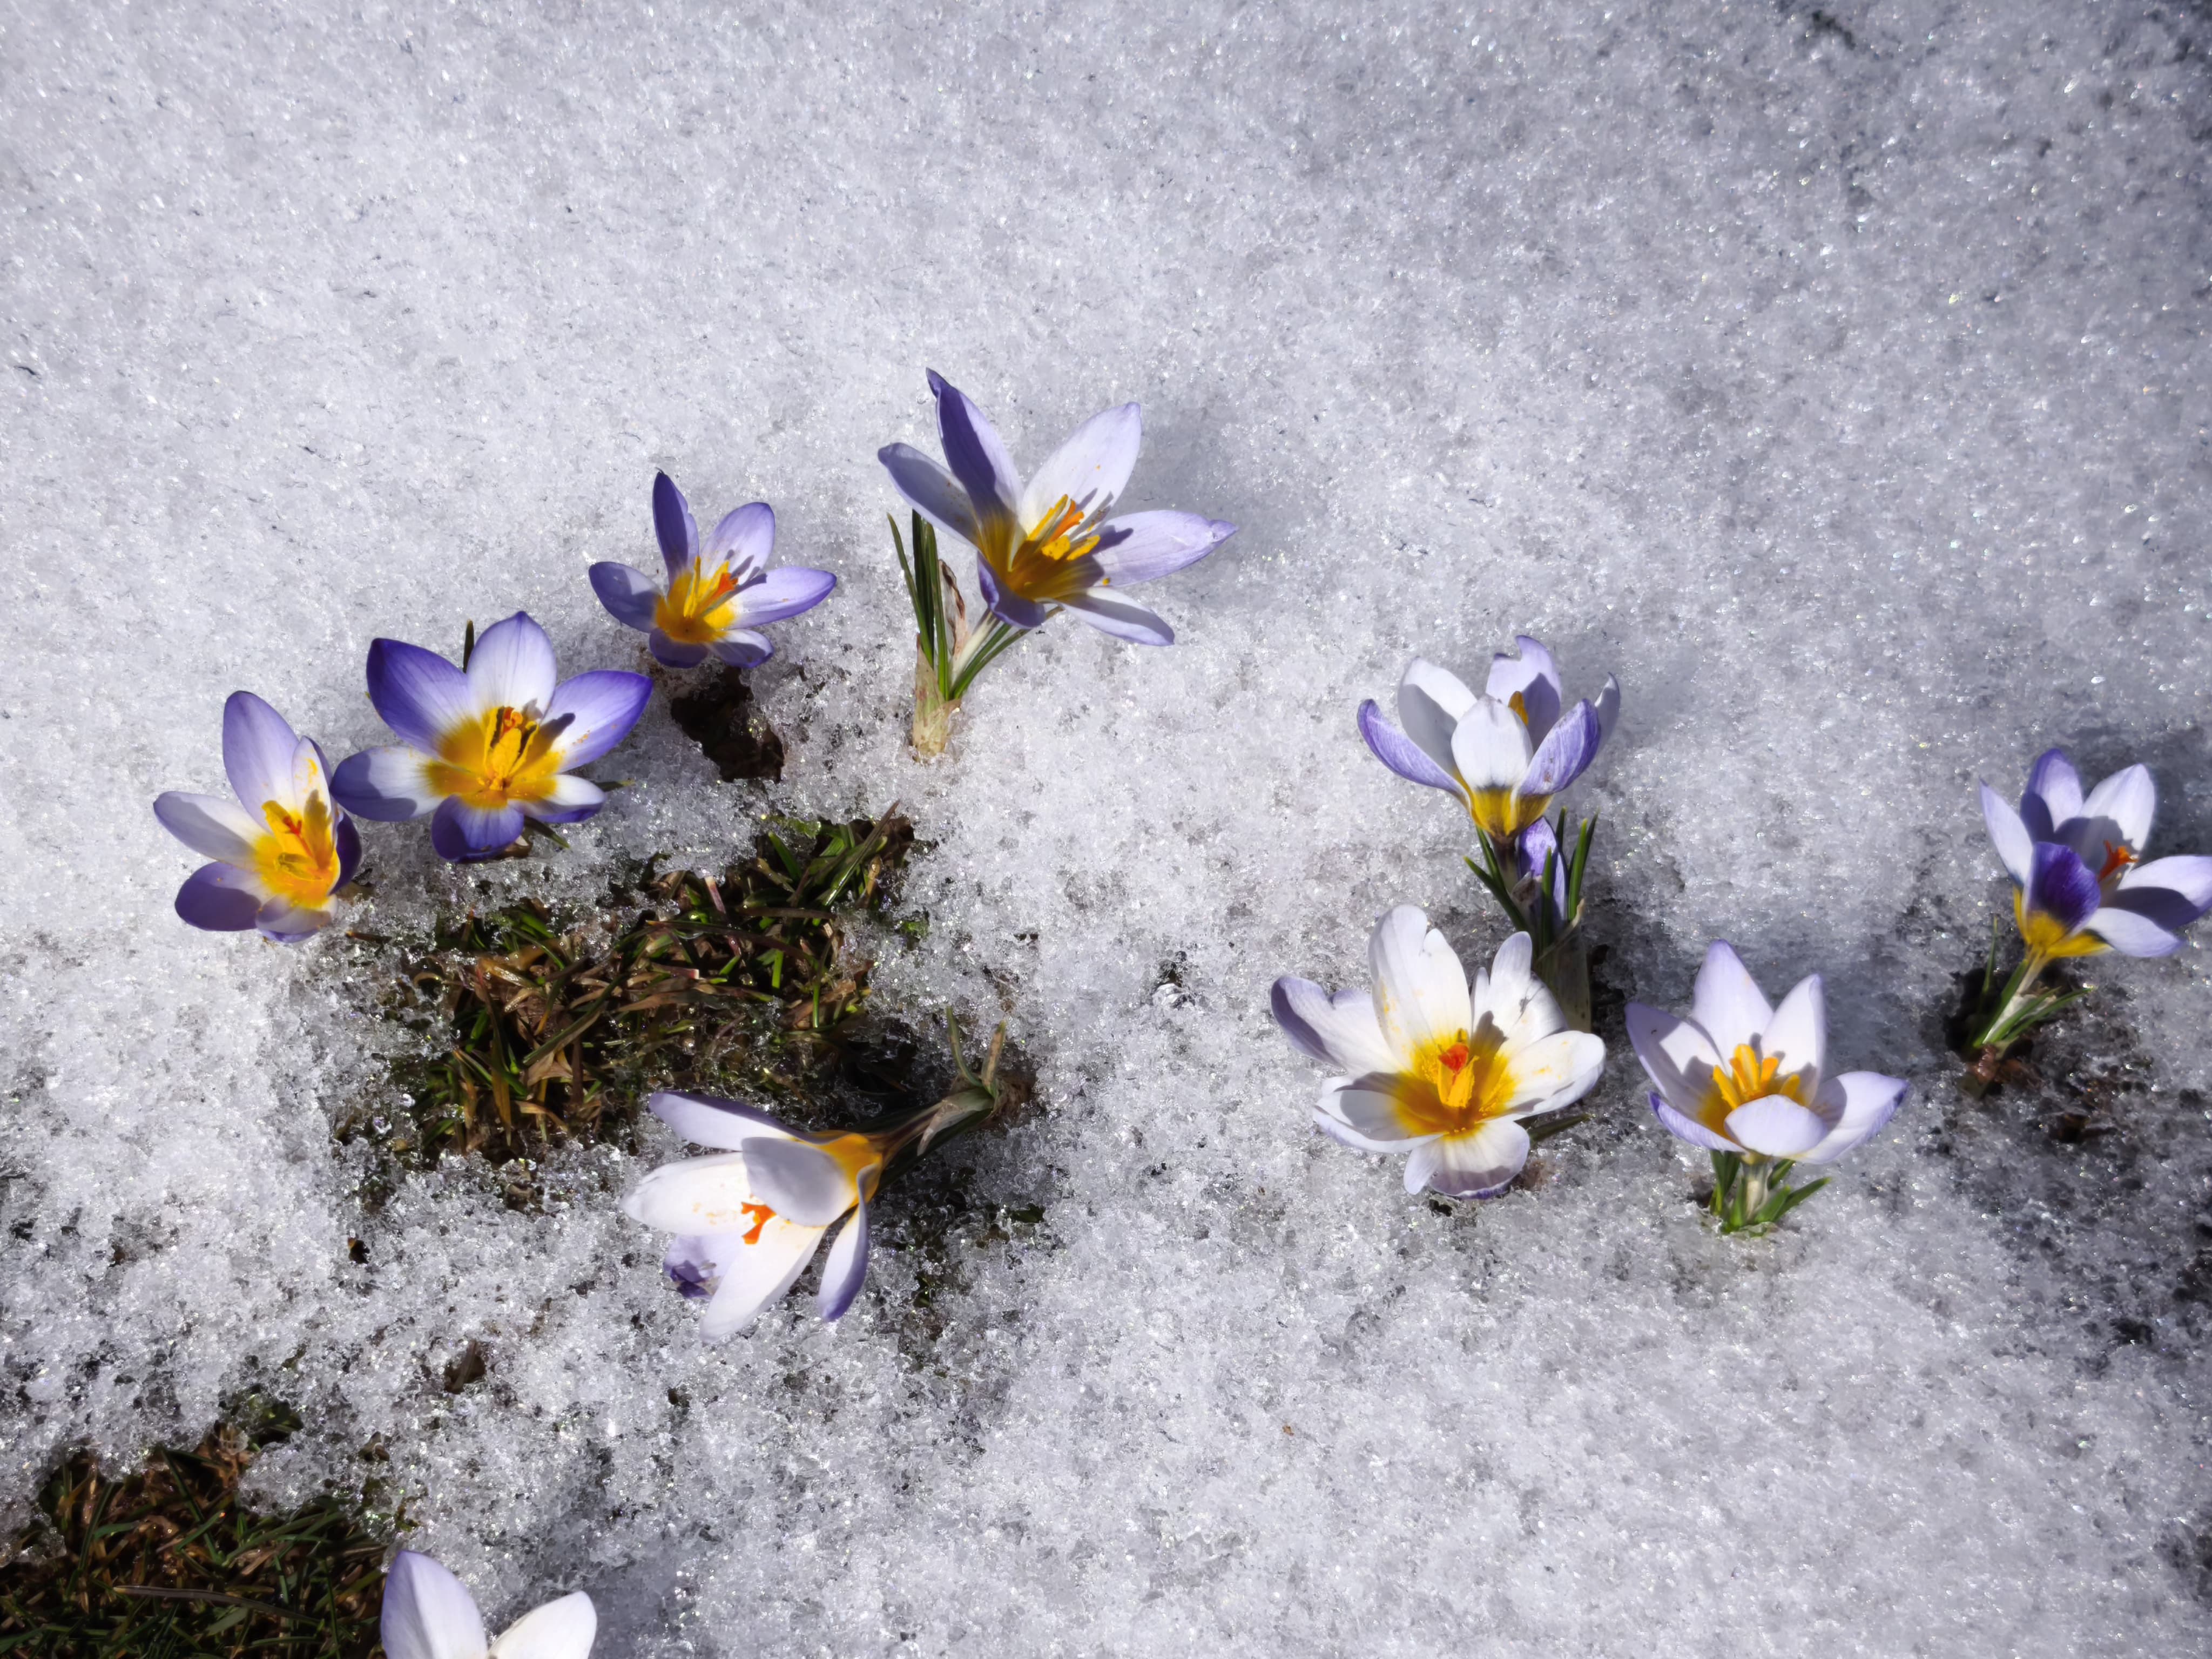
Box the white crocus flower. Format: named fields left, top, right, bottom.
left=380, top=1550, right=595, bottom=1659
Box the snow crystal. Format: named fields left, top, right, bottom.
left=5, top=1, right=2211, bottom=1652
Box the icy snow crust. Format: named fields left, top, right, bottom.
left=4, top=0, right=2211, bottom=1650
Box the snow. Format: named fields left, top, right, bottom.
left=5, top=0, right=2212, bottom=1651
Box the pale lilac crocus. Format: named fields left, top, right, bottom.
left=588, top=471, right=836, bottom=669
left=330, top=612, right=650, bottom=862
left=380, top=1550, right=595, bottom=1659
left=878, top=369, right=1237, bottom=645
left=153, top=692, right=360, bottom=942
left=1358, top=638, right=1618, bottom=844
left=1271, top=906, right=1606, bottom=1199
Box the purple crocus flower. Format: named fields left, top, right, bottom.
left=877, top=370, right=1237, bottom=644
left=153, top=692, right=361, bottom=942
left=380, top=1549, right=596, bottom=1659
left=1358, top=639, right=1619, bottom=843
left=588, top=472, right=836, bottom=670
left=1979, top=748, right=2212, bottom=959
left=329, top=612, right=650, bottom=863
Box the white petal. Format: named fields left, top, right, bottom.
left=1395, top=658, right=1476, bottom=778
left=2081, top=763, right=2156, bottom=853
left=1271, top=979, right=1398, bottom=1075
left=1497, top=1030, right=1606, bottom=1114
left=739, top=1137, right=858, bottom=1226
left=1723, top=1096, right=1828, bottom=1159
left=1800, top=1071, right=1907, bottom=1165
left=1367, top=904, right=1472, bottom=1061
left=1410, top=1119, right=1531, bottom=1198
left=1447, top=698, right=1532, bottom=792
left=622, top=1154, right=763, bottom=1234
left=154, top=792, right=262, bottom=865
left=1690, top=942, right=1772, bottom=1055
left=467, top=613, right=559, bottom=713
left=1624, top=1003, right=1724, bottom=1116
left=648, top=1093, right=797, bottom=1151
left=1478, top=932, right=1566, bottom=1048
left=381, top=1552, right=489, bottom=1659
left=490, top=1594, right=596, bottom=1659
left=698, top=1218, right=827, bottom=1339
left=1759, top=974, right=1826, bottom=1095
left=1019, top=402, right=1141, bottom=527
left=1979, top=784, right=2033, bottom=887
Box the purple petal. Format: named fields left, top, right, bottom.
left=334, top=814, right=362, bottom=890
left=653, top=471, right=700, bottom=583
left=878, top=443, right=981, bottom=545
left=430, top=797, right=524, bottom=861
left=2024, top=841, right=2101, bottom=934
left=1519, top=698, right=1603, bottom=797
left=366, top=638, right=475, bottom=751
left=705, top=501, right=774, bottom=570
left=710, top=630, right=774, bottom=667
left=221, top=691, right=301, bottom=813
left=522, top=774, right=606, bottom=825
left=2112, top=855, right=2212, bottom=931
left=542, top=670, right=651, bottom=767
left=1485, top=639, right=1562, bottom=746
left=466, top=612, right=557, bottom=713
left=650, top=1091, right=799, bottom=1151
left=1650, top=1091, right=1738, bottom=1153
left=1518, top=815, right=1569, bottom=918
left=254, top=895, right=332, bottom=942
left=330, top=747, right=439, bottom=822
left=975, top=559, right=1050, bottom=630
left=1980, top=783, right=2033, bottom=887
left=1358, top=699, right=1458, bottom=793
left=815, top=1197, right=873, bottom=1320
left=664, top=1235, right=726, bottom=1300
left=589, top=562, right=662, bottom=631
left=927, top=369, right=1021, bottom=534
left=1060, top=588, right=1174, bottom=645
left=649, top=630, right=711, bottom=669
left=154, top=792, right=260, bottom=864
left=2022, top=748, right=2081, bottom=841
left=1088, top=511, right=1236, bottom=585
left=737, top=567, right=836, bottom=626
left=2081, top=905, right=2182, bottom=958
left=175, top=863, right=263, bottom=932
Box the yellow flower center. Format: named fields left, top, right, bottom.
left=993, top=495, right=1104, bottom=603
left=427, top=705, right=565, bottom=810
left=1694, top=1041, right=1815, bottom=1135
left=655, top=559, right=744, bottom=645
left=252, top=794, right=340, bottom=909
left=2013, top=890, right=2107, bottom=960
left=1466, top=787, right=1550, bottom=840
left=1388, top=1025, right=1516, bottom=1136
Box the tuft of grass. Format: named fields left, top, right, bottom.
left=358, top=810, right=917, bottom=1165
left=0, top=1423, right=386, bottom=1658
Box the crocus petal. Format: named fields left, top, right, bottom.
left=649, top=1091, right=798, bottom=1151
left=705, top=501, right=774, bottom=570
left=1691, top=941, right=1772, bottom=1055
left=734, top=566, right=837, bottom=626
left=1497, top=1029, right=1606, bottom=1114
left=1591, top=675, right=1621, bottom=743
left=467, top=612, right=558, bottom=714
left=738, top=1137, right=854, bottom=1226
left=331, top=746, right=440, bottom=822
left=1485, top=638, right=1562, bottom=745
left=1058, top=588, right=1174, bottom=645
left=1481, top=932, right=1566, bottom=1049
left=334, top=815, right=362, bottom=890
left=1980, top=784, right=2033, bottom=887
left=622, top=1152, right=761, bottom=1233
left=1088, top=511, right=1236, bottom=586
left=1724, top=1096, right=1829, bottom=1159
left=2082, top=905, right=2182, bottom=957
left=1020, top=402, right=1141, bottom=527
left=588, top=562, right=662, bottom=631
left=649, top=630, right=712, bottom=669
left=2079, top=763, right=2156, bottom=855
left=1313, top=1097, right=1407, bottom=1154
left=710, top=630, right=774, bottom=667
left=698, top=1219, right=826, bottom=1340
left=1801, top=1071, right=1906, bottom=1166
left=521, top=774, right=606, bottom=825
left=815, top=1193, right=874, bottom=1321
left=221, top=691, right=303, bottom=814
left=255, top=895, right=332, bottom=941
left=1759, top=974, right=1827, bottom=1093
left=488, top=1592, right=597, bottom=1659
left=653, top=470, right=700, bottom=583
left=1624, top=1002, right=1725, bottom=1117
left=2022, top=748, right=2081, bottom=841
left=1650, top=1091, right=1738, bottom=1154
left=1270, top=978, right=1397, bottom=1075
left=1357, top=700, right=1458, bottom=793
left=2111, top=856, right=2212, bottom=930
left=1328, top=1077, right=1435, bottom=1143
left=1396, top=658, right=1476, bottom=778
left=1406, top=1119, right=1530, bottom=1199
left=542, top=670, right=651, bottom=767
left=381, top=1551, right=488, bottom=1659
left=2024, top=842, right=2101, bottom=934
left=878, top=443, right=981, bottom=545
left=974, top=559, right=1051, bottom=630
left=154, top=792, right=261, bottom=864
left=928, top=370, right=1022, bottom=531
left=430, top=797, right=524, bottom=861
left=175, top=863, right=264, bottom=932
left=1368, top=904, right=1472, bottom=1062
left=1519, top=699, right=1603, bottom=797
left=1448, top=699, right=1533, bottom=792
left=366, top=639, right=476, bottom=752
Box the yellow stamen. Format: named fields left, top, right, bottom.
left=655, top=558, right=745, bottom=645
left=427, top=705, right=565, bottom=811
left=989, top=494, right=1106, bottom=604
left=1388, top=1025, right=1516, bottom=1135
left=252, top=792, right=341, bottom=908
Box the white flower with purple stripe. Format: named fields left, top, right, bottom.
left=1358, top=639, right=1618, bottom=844
left=1628, top=941, right=1904, bottom=1169
left=1271, top=907, right=1606, bottom=1199
left=380, top=1549, right=595, bottom=1659
left=622, top=1092, right=883, bottom=1339
left=1979, top=748, right=2212, bottom=960
left=153, top=692, right=361, bottom=942
left=588, top=471, right=836, bottom=670
left=329, top=612, right=649, bottom=863
left=878, top=370, right=1237, bottom=644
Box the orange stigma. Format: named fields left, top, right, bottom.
left=739, top=1202, right=775, bottom=1246
left=2098, top=840, right=2136, bottom=881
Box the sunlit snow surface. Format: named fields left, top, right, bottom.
left=5, top=1, right=2212, bottom=1651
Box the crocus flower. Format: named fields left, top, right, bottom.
left=1358, top=639, right=1619, bottom=844
left=331, top=612, right=650, bottom=862
left=1628, top=941, right=1904, bottom=1170
left=381, top=1549, right=595, bottom=1659
left=1270, top=906, right=1606, bottom=1198
left=153, top=692, right=361, bottom=941
left=1979, top=749, right=2212, bottom=960
left=588, top=471, right=836, bottom=669
left=877, top=369, right=1237, bottom=645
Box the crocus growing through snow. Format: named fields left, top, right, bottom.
left=1966, top=748, right=2212, bottom=1061
left=1628, top=941, right=1905, bottom=1233
left=588, top=471, right=836, bottom=669
left=380, top=1549, right=595, bottom=1659
left=1270, top=906, right=1606, bottom=1199
left=154, top=692, right=361, bottom=941
left=878, top=370, right=1237, bottom=752
left=331, top=612, right=650, bottom=862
